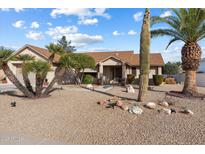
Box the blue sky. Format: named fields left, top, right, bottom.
left=0, top=8, right=205, bottom=63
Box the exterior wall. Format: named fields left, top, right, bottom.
left=101, top=58, right=122, bottom=66
left=19, top=48, right=47, bottom=61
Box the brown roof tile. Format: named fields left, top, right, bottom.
left=83, top=51, right=164, bottom=66
left=16, top=45, right=164, bottom=66
left=27, top=45, right=60, bottom=63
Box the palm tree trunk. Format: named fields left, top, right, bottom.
left=43, top=76, right=57, bottom=95
left=43, top=67, right=65, bottom=95
left=35, top=75, right=44, bottom=97
left=2, top=62, right=35, bottom=98
left=137, top=8, right=150, bottom=102
left=182, top=70, right=197, bottom=95
left=22, top=68, right=34, bottom=94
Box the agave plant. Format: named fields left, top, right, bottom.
left=151, top=8, right=205, bottom=95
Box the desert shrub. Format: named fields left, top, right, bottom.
left=82, top=74, right=94, bottom=84
left=153, top=75, right=163, bottom=86
left=165, top=77, right=176, bottom=84
left=127, top=74, right=135, bottom=84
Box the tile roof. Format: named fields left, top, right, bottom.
left=26, top=45, right=60, bottom=63
left=83, top=51, right=164, bottom=66
left=15, top=45, right=164, bottom=66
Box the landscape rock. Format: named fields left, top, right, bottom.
left=145, top=102, right=156, bottom=109
left=182, top=109, right=194, bottom=115
left=116, top=100, right=123, bottom=107
left=162, top=108, right=171, bottom=115
left=159, top=101, right=169, bottom=107
left=86, top=84, right=94, bottom=90
left=171, top=108, right=176, bottom=113
left=126, top=84, right=135, bottom=93
left=129, top=106, right=143, bottom=114
left=121, top=105, right=129, bottom=111
left=98, top=100, right=108, bottom=105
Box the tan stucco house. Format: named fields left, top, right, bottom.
left=1, top=44, right=164, bottom=85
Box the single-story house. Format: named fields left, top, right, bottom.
left=1, top=44, right=164, bottom=85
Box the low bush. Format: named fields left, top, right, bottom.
left=165, top=77, right=176, bottom=84
left=127, top=74, right=135, bottom=84
left=153, top=75, right=163, bottom=86
left=82, top=74, right=94, bottom=84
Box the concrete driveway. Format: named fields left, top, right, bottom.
left=0, top=132, right=63, bottom=145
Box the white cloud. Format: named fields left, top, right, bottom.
left=112, top=31, right=124, bottom=36
left=160, top=11, right=172, bottom=18
left=50, top=8, right=110, bottom=19
left=26, top=31, right=44, bottom=40
left=64, top=33, right=103, bottom=44
left=14, top=8, right=24, bottom=13
left=128, top=30, right=137, bottom=36
left=12, top=20, right=25, bottom=28
left=30, top=21, right=40, bottom=29
left=47, top=22, right=52, bottom=26
left=78, top=18, right=98, bottom=25
left=46, top=26, right=78, bottom=39
left=133, top=12, right=143, bottom=22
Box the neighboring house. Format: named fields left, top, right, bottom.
left=199, top=58, right=205, bottom=73
left=1, top=44, right=164, bottom=85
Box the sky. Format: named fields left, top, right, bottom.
left=0, top=8, right=205, bottom=63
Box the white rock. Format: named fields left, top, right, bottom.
left=183, top=109, right=194, bottom=115
left=162, top=108, right=171, bottom=115
left=129, top=106, right=143, bottom=114
left=126, top=84, right=135, bottom=93
left=86, top=84, right=94, bottom=89
left=145, top=102, right=156, bottom=109
left=159, top=101, right=169, bottom=107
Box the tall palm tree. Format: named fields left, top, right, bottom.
left=151, top=8, right=205, bottom=96
left=24, top=60, right=51, bottom=97
left=0, top=47, right=35, bottom=98
left=138, top=8, right=151, bottom=102
left=16, top=54, right=35, bottom=93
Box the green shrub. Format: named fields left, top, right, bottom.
left=127, top=74, right=135, bottom=84
left=82, top=74, right=94, bottom=84
left=153, top=75, right=163, bottom=86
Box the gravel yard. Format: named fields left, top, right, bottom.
left=0, top=84, right=205, bottom=144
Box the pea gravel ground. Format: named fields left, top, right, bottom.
left=0, top=84, right=205, bottom=144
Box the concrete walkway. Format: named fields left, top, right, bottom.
left=0, top=132, right=63, bottom=145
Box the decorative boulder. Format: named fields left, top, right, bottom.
left=162, top=108, right=171, bottom=115
left=126, top=84, right=135, bottom=93
left=145, top=102, right=156, bottom=109
left=86, top=84, right=94, bottom=90
left=116, top=100, right=123, bottom=107
left=129, top=106, right=143, bottom=114
left=159, top=101, right=169, bottom=107
left=183, top=109, right=194, bottom=115
left=121, top=105, right=129, bottom=111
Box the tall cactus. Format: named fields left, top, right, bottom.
left=137, top=8, right=150, bottom=102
